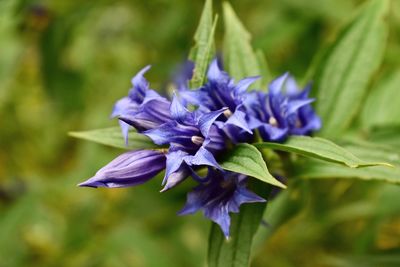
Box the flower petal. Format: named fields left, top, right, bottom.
left=198, top=108, right=227, bottom=137
left=269, top=72, right=289, bottom=95
left=170, top=94, right=189, bottom=123
left=225, top=109, right=252, bottom=134
left=184, top=146, right=221, bottom=169
left=235, top=76, right=260, bottom=94
left=164, top=149, right=188, bottom=184
left=207, top=59, right=230, bottom=84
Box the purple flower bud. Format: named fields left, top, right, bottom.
left=78, top=150, right=166, bottom=188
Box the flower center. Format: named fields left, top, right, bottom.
left=269, top=117, right=278, bottom=127
left=191, top=135, right=205, bottom=146
left=223, top=109, right=233, bottom=118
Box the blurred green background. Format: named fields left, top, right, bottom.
left=1, top=0, right=400, bottom=266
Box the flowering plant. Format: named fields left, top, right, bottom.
left=70, top=0, right=397, bottom=266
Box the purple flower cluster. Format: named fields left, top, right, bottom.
left=79, top=59, right=321, bottom=237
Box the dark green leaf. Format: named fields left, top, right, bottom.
left=314, top=0, right=389, bottom=137
left=69, top=127, right=157, bottom=150
left=189, top=0, right=218, bottom=88
left=208, top=180, right=270, bottom=267
left=255, top=136, right=391, bottom=168
left=219, top=143, right=286, bottom=188
left=223, top=2, right=264, bottom=84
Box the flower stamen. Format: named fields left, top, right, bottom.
left=269, top=117, right=278, bottom=127
left=223, top=109, right=233, bottom=118
left=191, top=135, right=205, bottom=146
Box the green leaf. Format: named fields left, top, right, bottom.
left=254, top=136, right=391, bottom=168
left=219, top=143, right=286, bottom=188
left=189, top=0, right=218, bottom=88
left=369, top=126, right=400, bottom=149
left=296, top=141, right=400, bottom=185
left=208, top=180, right=270, bottom=267
left=297, top=163, right=400, bottom=185
left=223, top=2, right=264, bottom=84
left=255, top=49, right=271, bottom=89
left=361, top=70, right=400, bottom=129
left=314, top=0, right=389, bottom=137
left=69, top=127, right=157, bottom=150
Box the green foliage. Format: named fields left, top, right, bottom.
left=296, top=141, right=400, bottom=184
left=222, top=2, right=267, bottom=86
left=314, top=0, right=389, bottom=137
left=69, top=127, right=158, bottom=150
left=189, top=0, right=218, bottom=88
left=219, top=143, right=286, bottom=188
left=368, top=126, right=400, bottom=148
left=361, top=70, right=400, bottom=128
left=255, top=136, right=391, bottom=168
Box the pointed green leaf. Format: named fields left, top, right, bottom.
left=69, top=127, right=157, bottom=150
left=254, top=136, right=391, bottom=168
left=189, top=0, right=218, bottom=88
left=295, top=141, right=400, bottom=184
left=208, top=180, right=270, bottom=267
left=219, top=143, right=286, bottom=188
left=223, top=2, right=263, bottom=84
left=314, top=0, right=389, bottom=136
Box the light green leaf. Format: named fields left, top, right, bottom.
left=189, top=0, right=218, bottom=88
left=255, top=49, right=271, bottom=89
left=254, top=136, right=391, bottom=168
left=223, top=2, right=263, bottom=84
left=296, top=141, right=400, bottom=184
left=315, top=0, right=389, bottom=137
left=208, top=180, right=270, bottom=267
left=297, top=163, right=400, bottom=185
left=361, top=70, right=400, bottom=128
left=69, top=127, right=157, bottom=150
left=219, top=143, right=286, bottom=188
left=369, top=126, right=400, bottom=149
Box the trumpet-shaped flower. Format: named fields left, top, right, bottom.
left=179, top=170, right=265, bottom=238
left=112, top=66, right=171, bottom=142
left=245, top=73, right=320, bottom=141
left=144, top=95, right=227, bottom=189
left=180, top=59, right=259, bottom=143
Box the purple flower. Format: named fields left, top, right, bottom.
left=78, top=150, right=166, bottom=188
left=174, top=60, right=195, bottom=92
left=112, top=66, right=171, bottom=142
left=180, top=59, right=259, bottom=143
left=79, top=59, right=323, bottom=238
left=179, top=170, right=265, bottom=238
left=245, top=73, right=320, bottom=141
left=144, top=95, right=227, bottom=190
left=285, top=77, right=322, bottom=135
